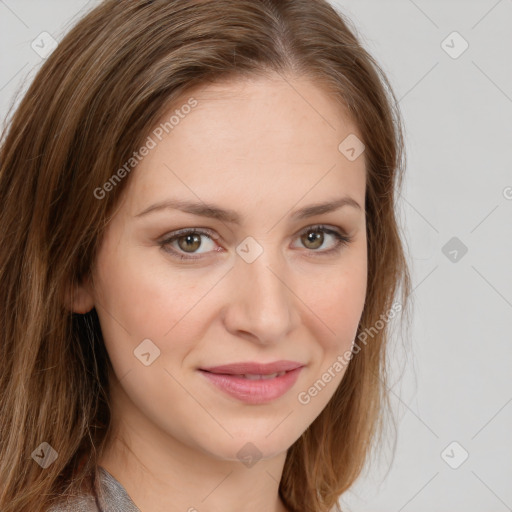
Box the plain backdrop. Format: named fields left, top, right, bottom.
left=1, top=1, right=511, bottom=511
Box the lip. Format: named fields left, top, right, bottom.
left=200, top=360, right=304, bottom=375
left=198, top=360, right=305, bottom=404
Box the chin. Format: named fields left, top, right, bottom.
left=197, top=423, right=303, bottom=464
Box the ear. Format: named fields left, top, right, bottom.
left=64, top=275, right=95, bottom=314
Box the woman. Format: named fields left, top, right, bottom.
left=0, top=0, right=411, bottom=511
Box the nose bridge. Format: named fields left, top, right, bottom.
left=226, top=239, right=297, bottom=342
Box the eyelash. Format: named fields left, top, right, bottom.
left=158, top=224, right=353, bottom=261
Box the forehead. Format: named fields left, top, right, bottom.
left=122, top=74, right=366, bottom=219
left=178, top=73, right=359, bottom=150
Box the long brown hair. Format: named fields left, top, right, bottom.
left=0, top=1, right=411, bottom=511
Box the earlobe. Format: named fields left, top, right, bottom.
left=65, top=277, right=95, bottom=314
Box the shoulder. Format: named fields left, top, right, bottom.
left=46, top=465, right=140, bottom=512
left=46, top=469, right=99, bottom=512
left=46, top=494, right=99, bottom=512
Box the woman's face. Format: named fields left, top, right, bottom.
left=78, top=74, right=367, bottom=464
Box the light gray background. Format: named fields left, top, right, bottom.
left=1, top=1, right=511, bottom=511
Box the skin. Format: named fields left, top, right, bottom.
left=72, top=73, right=367, bottom=512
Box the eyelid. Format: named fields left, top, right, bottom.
left=161, top=226, right=220, bottom=241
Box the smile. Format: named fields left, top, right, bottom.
left=198, top=363, right=304, bottom=404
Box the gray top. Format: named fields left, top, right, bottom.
left=48, top=466, right=141, bottom=512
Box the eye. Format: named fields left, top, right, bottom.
left=292, top=224, right=353, bottom=256
left=159, top=224, right=353, bottom=261
left=159, top=228, right=219, bottom=260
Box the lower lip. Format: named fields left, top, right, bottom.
left=198, top=367, right=303, bottom=404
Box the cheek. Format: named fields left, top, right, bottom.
left=95, top=242, right=199, bottom=336
left=302, top=254, right=367, bottom=350
left=93, top=243, right=218, bottom=378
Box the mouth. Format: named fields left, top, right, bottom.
left=198, top=361, right=304, bottom=404
left=199, top=360, right=304, bottom=376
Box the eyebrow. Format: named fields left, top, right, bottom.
left=134, top=196, right=362, bottom=224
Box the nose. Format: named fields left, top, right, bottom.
left=222, top=246, right=300, bottom=346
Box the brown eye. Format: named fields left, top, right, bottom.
left=159, top=228, right=218, bottom=260
left=294, top=224, right=353, bottom=256
left=177, top=233, right=202, bottom=253
left=301, top=229, right=324, bottom=250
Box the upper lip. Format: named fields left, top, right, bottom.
left=199, top=360, right=304, bottom=375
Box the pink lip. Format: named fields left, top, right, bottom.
left=198, top=360, right=304, bottom=404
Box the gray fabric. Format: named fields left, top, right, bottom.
left=96, top=466, right=141, bottom=512
left=47, top=466, right=141, bottom=512
left=47, top=493, right=98, bottom=512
